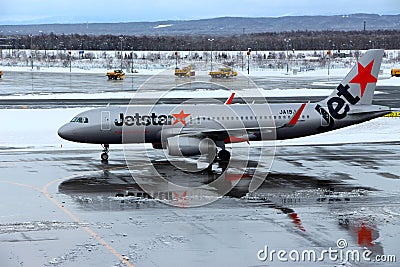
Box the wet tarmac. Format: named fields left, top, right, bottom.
left=1, top=143, right=399, bottom=266
left=0, top=70, right=399, bottom=266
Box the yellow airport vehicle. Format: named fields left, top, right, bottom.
left=209, top=67, right=238, bottom=78
left=384, top=111, right=400, bottom=117
left=106, top=69, right=125, bottom=80
left=174, top=65, right=195, bottom=77
left=0, top=70, right=2, bottom=78
left=391, top=69, right=400, bottom=77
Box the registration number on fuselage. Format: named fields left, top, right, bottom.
left=279, top=109, right=296, bottom=115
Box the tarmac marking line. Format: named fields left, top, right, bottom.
left=40, top=172, right=134, bottom=267
left=1, top=167, right=134, bottom=267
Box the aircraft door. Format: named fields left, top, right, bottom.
left=101, top=111, right=111, bottom=131
left=319, top=106, right=331, bottom=127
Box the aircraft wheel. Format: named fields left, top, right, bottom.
left=218, top=149, right=230, bottom=162
left=101, top=152, right=109, bottom=161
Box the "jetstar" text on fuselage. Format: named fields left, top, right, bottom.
left=115, top=113, right=175, bottom=126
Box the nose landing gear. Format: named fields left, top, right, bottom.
left=101, top=144, right=109, bottom=162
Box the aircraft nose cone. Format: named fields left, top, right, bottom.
left=58, top=124, right=75, bottom=141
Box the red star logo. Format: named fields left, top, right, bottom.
left=172, top=110, right=190, bottom=125
left=349, top=60, right=377, bottom=97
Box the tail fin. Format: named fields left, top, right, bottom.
left=321, top=49, right=384, bottom=106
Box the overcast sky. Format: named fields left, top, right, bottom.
left=1, top=0, right=399, bottom=24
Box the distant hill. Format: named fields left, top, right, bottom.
left=0, top=14, right=399, bottom=36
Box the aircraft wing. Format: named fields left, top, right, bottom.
left=173, top=126, right=276, bottom=142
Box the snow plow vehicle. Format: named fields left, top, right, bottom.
left=106, top=69, right=125, bottom=80
left=391, top=68, right=400, bottom=77
left=174, top=65, right=195, bottom=77
left=209, top=67, right=238, bottom=78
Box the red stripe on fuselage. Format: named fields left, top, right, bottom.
left=288, top=103, right=306, bottom=126
left=225, top=92, right=235, bottom=105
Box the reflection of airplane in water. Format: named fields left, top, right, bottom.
left=338, top=214, right=384, bottom=256
left=59, top=155, right=383, bottom=250
left=58, top=50, right=391, bottom=163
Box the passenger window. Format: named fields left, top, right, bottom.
left=84, top=117, right=89, bottom=123
left=77, top=117, right=83, bottom=123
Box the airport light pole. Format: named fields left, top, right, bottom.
left=68, top=51, right=72, bottom=73
left=174, top=51, right=178, bottom=69
left=284, top=38, right=290, bottom=73
left=29, top=34, right=33, bottom=70
left=241, top=51, right=244, bottom=71
left=327, top=40, right=332, bottom=76
left=349, top=40, right=353, bottom=60
left=208, top=38, right=214, bottom=71
left=247, top=48, right=251, bottom=75
left=131, top=46, right=134, bottom=73
left=119, top=36, right=124, bottom=70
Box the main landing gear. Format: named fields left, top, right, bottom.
left=101, top=144, right=109, bottom=162
left=214, top=142, right=230, bottom=162
left=218, top=149, right=231, bottom=162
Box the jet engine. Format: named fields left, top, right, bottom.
left=166, top=136, right=216, bottom=156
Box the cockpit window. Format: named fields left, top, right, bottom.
left=70, top=117, right=89, bottom=123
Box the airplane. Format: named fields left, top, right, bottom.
left=58, top=49, right=391, bottom=163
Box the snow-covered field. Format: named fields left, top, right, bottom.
left=1, top=49, right=399, bottom=75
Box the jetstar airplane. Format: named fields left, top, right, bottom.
left=58, top=49, right=391, bottom=162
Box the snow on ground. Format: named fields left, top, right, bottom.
left=0, top=108, right=94, bottom=150
left=153, top=24, right=173, bottom=29
left=278, top=117, right=400, bottom=146
left=1, top=65, right=400, bottom=88
left=376, top=76, right=400, bottom=86
left=0, top=65, right=165, bottom=75
left=0, top=89, right=340, bottom=100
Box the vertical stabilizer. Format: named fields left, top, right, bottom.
left=320, top=49, right=384, bottom=106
